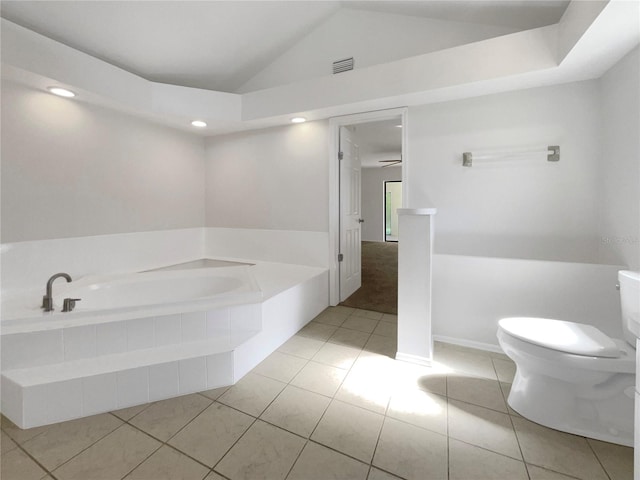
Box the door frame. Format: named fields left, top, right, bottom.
left=328, top=107, right=409, bottom=306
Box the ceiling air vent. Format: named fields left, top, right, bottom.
left=333, top=57, right=354, bottom=74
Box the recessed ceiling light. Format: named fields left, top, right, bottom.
left=291, top=117, right=306, bottom=124
left=191, top=120, right=207, bottom=128
left=48, top=87, right=76, bottom=98
left=395, top=124, right=402, bottom=128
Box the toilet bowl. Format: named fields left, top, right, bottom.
left=497, top=270, right=640, bottom=447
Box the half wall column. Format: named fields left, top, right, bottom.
left=396, top=208, right=437, bottom=366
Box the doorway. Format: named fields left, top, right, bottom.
left=329, top=108, right=407, bottom=313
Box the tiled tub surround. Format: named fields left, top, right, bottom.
left=1, top=262, right=328, bottom=429
left=1, top=308, right=632, bottom=480
left=0, top=227, right=329, bottom=295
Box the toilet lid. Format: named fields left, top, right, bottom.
left=499, top=317, right=621, bottom=358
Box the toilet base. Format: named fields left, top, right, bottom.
left=508, top=368, right=634, bottom=446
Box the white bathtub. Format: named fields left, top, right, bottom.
left=0, top=259, right=328, bottom=428
left=58, top=267, right=255, bottom=310
left=1, top=264, right=262, bottom=334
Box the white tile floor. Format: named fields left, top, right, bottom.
left=1, top=306, right=633, bottom=480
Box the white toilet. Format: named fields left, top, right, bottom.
left=497, top=270, right=640, bottom=446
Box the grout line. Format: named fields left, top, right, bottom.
left=447, top=393, right=514, bottom=417
left=110, top=401, right=154, bottom=423
left=444, top=373, right=449, bottom=398
left=209, top=470, right=233, bottom=480
left=446, top=431, right=451, bottom=480
left=115, top=399, right=217, bottom=474
left=367, top=464, right=409, bottom=480
left=118, top=439, right=164, bottom=479
left=369, top=414, right=387, bottom=474
left=336, top=322, right=379, bottom=336
left=163, top=435, right=220, bottom=472
left=122, top=397, right=259, bottom=476
left=383, top=400, right=448, bottom=435
left=506, top=410, right=532, bottom=478
left=493, top=360, right=532, bottom=479
left=525, top=463, right=585, bottom=480
left=306, top=351, right=361, bottom=440
left=196, top=384, right=230, bottom=402
left=28, top=415, right=125, bottom=477
left=366, top=465, right=374, bottom=479
left=275, top=338, right=326, bottom=361
left=151, top=396, right=214, bottom=442
left=450, top=436, right=529, bottom=464
left=250, top=362, right=311, bottom=386
left=366, top=462, right=409, bottom=480
left=1, top=418, right=53, bottom=446
left=7, top=442, right=53, bottom=479
left=0, top=434, right=19, bottom=455
left=48, top=422, right=161, bottom=479
left=305, top=438, right=379, bottom=472
left=210, top=416, right=260, bottom=474
left=293, top=327, right=396, bottom=474
left=585, top=438, right=614, bottom=480
left=283, top=438, right=309, bottom=479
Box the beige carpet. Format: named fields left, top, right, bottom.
left=340, top=241, right=398, bottom=314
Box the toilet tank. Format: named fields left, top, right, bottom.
left=619, top=270, right=640, bottom=346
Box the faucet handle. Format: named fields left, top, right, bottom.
left=62, top=298, right=81, bottom=313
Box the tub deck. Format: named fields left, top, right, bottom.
left=143, top=258, right=253, bottom=271
left=1, top=260, right=328, bottom=429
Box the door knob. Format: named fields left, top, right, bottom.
left=358, top=218, right=364, bottom=223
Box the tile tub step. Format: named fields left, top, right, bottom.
left=2, top=331, right=258, bottom=387
left=1, top=331, right=259, bottom=429
left=1, top=303, right=263, bottom=371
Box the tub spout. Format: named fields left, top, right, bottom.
left=42, top=273, right=72, bottom=312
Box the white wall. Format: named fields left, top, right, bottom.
left=361, top=167, right=402, bottom=242
left=238, top=8, right=517, bottom=93
left=598, top=46, right=640, bottom=270
left=1, top=81, right=206, bottom=243
left=408, top=80, right=602, bottom=263
left=203, top=228, right=328, bottom=268
left=204, top=121, right=329, bottom=232
left=203, top=121, right=330, bottom=266
left=432, top=255, right=624, bottom=349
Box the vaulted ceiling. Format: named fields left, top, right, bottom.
left=0, top=1, right=569, bottom=93
left=1, top=1, right=637, bottom=135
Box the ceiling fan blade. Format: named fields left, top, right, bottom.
left=381, top=160, right=402, bottom=167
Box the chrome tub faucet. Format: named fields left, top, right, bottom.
left=41, top=272, right=72, bottom=312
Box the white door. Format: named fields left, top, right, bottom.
left=339, top=126, right=362, bottom=301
